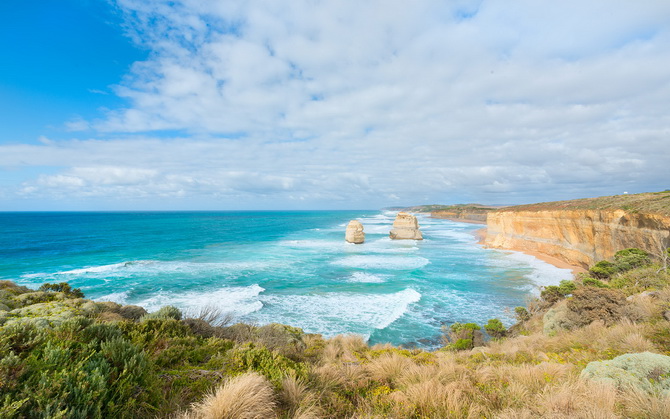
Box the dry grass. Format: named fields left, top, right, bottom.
left=620, top=389, right=670, bottom=419
left=184, top=304, right=235, bottom=327
left=182, top=373, right=276, bottom=419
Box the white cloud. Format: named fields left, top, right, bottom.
left=5, top=0, right=670, bottom=209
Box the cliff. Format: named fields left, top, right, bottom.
left=485, top=192, right=670, bottom=268
left=431, top=206, right=493, bottom=224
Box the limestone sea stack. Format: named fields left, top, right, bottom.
left=345, top=220, right=365, bottom=244
left=389, top=212, right=423, bottom=240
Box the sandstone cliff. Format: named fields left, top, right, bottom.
left=485, top=192, right=670, bottom=268
left=345, top=220, right=365, bottom=244
left=390, top=212, right=423, bottom=240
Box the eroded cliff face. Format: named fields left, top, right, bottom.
left=485, top=210, right=670, bottom=268
left=431, top=210, right=487, bottom=224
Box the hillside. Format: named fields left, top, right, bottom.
left=502, top=190, right=670, bottom=217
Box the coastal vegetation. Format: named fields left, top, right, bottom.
left=502, top=190, right=670, bottom=217
left=1, top=247, right=670, bottom=418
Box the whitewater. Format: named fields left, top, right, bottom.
left=0, top=211, right=572, bottom=349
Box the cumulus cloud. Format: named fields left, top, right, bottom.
left=4, top=0, right=670, bottom=209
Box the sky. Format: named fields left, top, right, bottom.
left=1, top=0, right=669, bottom=211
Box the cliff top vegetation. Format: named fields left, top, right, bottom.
left=499, top=190, right=670, bottom=216
left=402, top=203, right=502, bottom=213
left=2, top=246, right=670, bottom=417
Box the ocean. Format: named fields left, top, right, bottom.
left=0, top=211, right=572, bottom=349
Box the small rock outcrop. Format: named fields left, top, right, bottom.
left=389, top=212, right=423, bottom=240
left=345, top=220, right=365, bottom=244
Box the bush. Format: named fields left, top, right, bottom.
left=566, top=287, right=628, bottom=327
left=227, top=344, right=308, bottom=385
left=118, top=305, right=148, bottom=320
left=141, top=305, right=182, bottom=321
left=541, top=280, right=576, bottom=303
left=444, top=323, right=483, bottom=350
left=590, top=260, right=618, bottom=279
left=581, top=352, right=670, bottom=394
left=582, top=277, right=609, bottom=288
left=39, top=282, right=85, bottom=298
left=0, top=319, right=160, bottom=418
left=514, top=307, right=531, bottom=322
left=484, top=318, right=506, bottom=338
left=614, top=248, right=651, bottom=271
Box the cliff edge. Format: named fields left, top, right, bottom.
left=485, top=191, right=670, bottom=268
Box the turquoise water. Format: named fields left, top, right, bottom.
left=0, top=211, right=571, bottom=348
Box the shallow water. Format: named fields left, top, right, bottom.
left=0, top=211, right=571, bottom=348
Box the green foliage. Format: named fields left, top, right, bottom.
left=566, top=287, right=627, bottom=327
left=142, top=305, right=182, bottom=321
left=450, top=339, right=473, bottom=351
left=582, top=277, right=609, bottom=288
left=227, top=344, right=308, bottom=385
left=450, top=322, right=480, bottom=333
left=614, top=248, right=651, bottom=271
left=541, top=280, right=576, bottom=303
left=590, top=260, right=618, bottom=279
left=484, top=318, right=506, bottom=338
left=39, top=282, right=85, bottom=298
left=445, top=322, right=483, bottom=351
left=0, top=318, right=160, bottom=418
left=514, top=306, right=531, bottom=322
left=581, top=352, right=670, bottom=394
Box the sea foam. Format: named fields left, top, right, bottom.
left=250, top=288, right=421, bottom=339
left=332, top=255, right=429, bottom=270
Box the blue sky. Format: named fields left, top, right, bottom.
left=1, top=0, right=669, bottom=210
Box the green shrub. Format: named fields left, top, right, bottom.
left=450, top=339, right=473, bottom=351
left=118, top=305, right=148, bottom=320
left=581, top=352, right=670, bottom=394
left=0, top=318, right=161, bottom=418
left=614, top=248, right=651, bottom=271
left=541, top=280, right=576, bottom=303
left=142, top=305, right=182, bottom=321
left=484, top=318, right=506, bottom=338
left=590, top=260, right=618, bottom=279
left=227, top=344, right=308, bottom=385
left=566, top=286, right=627, bottom=327
left=39, top=282, right=85, bottom=298
left=0, top=281, right=31, bottom=295
left=444, top=322, right=483, bottom=350
left=582, top=277, right=609, bottom=288
left=514, top=307, right=531, bottom=322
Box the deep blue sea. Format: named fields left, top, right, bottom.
left=0, top=211, right=571, bottom=348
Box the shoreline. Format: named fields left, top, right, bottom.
left=472, top=227, right=586, bottom=276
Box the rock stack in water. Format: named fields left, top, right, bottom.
left=345, top=220, right=365, bottom=244
left=389, top=212, right=423, bottom=240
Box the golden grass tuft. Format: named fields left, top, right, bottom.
left=365, top=353, right=412, bottom=385
left=183, top=373, right=276, bottom=419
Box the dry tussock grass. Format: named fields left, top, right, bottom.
left=365, top=353, right=412, bottom=385
left=620, top=389, right=670, bottom=419
left=279, top=375, right=323, bottom=419
left=321, top=334, right=367, bottom=364
left=182, top=373, right=276, bottom=419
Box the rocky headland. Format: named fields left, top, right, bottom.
left=484, top=191, right=670, bottom=269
